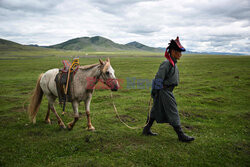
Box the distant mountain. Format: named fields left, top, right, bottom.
left=0, top=38, right=46, bottom=51
left=48, top=36, right=163, bottom=52
left=47, top=36, right=125, bottom=51
left=125, top=41, right=162, bottom=52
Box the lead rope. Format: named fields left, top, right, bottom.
left=110, top=92, right=152, bottom=129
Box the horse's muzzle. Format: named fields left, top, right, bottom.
left=111, top=85, right=118, bottom=91
left=107, top=79, right=119, bottom=91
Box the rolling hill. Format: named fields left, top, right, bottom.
left=47, top=36, right=163, bottom=52
left=0, top=38, right=46, bottom=51
left=125, top=41, right=163, bottom=52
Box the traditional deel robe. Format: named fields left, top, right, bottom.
left=150, top=56, right=180, bottom=126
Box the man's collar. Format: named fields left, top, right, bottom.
left=170, top=55, right=177, bottom=64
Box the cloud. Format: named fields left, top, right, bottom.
left=0, top=0, right=61, bottom=12
left=0, top=0, right=249, bottom=54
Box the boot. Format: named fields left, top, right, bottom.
left=173, top=125, right=195, bottom=142
left=142, top=117, right=158, bottom=136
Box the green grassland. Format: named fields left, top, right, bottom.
left=0, top=50, right=249, bottom=167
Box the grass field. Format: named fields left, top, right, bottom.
left=0, top=50, right=249, bottom=167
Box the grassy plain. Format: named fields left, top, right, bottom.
left=0, top=50, right=249, bottom=167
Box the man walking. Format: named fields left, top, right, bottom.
left=143, top=37, right=194, bottom=142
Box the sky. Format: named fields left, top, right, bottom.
left=0, top=0, right=249, bottom=54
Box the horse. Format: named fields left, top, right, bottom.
left=28, top=58, right=119, bottom=130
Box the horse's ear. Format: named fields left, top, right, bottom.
left=106, top=57, right=110, bottom=62
left=99, top=59, right=104, bottom=65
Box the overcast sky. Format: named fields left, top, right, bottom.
left=0, top=0, right=249, bottom=54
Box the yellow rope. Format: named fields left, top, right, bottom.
left=110, top=92, right=152, bottom=129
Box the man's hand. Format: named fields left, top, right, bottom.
left=151, top=78, right=163, bottom=98
left=151, top=89, right=159, bottom=98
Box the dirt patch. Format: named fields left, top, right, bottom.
left=244, top=112, right=250, bottom=119
left=26, top=130, right=44, bottom=136
left=196, top=87, right=216, bottom=93
left=183, top=125, right=195, bottom=130
left=195, top=113, right=208, bottom=118
left=200, top=97, right=225, bottom=105
left=238, top=112, right=250, bottom=120
left=180, top=110, right=191, bottom=117
left=125, top=105, right=145, bottom=113
left=180, top=110, right=208, bottom=119
left=211, top=86, right=223, bottom=90
left=185, top=93, right=202, bottom=97
left=119, top=89, right=130, bottom=93
left=234, top=76, right=240, bottom=79
left=116, top=114, right=137, bottom=123
left=0, top=116, right=17, bottom=126
left=19, top=92, right=30, bottom=95
left=10, top=106, right=25, bottom=113
left=0, top=96, right=20, bottom=103
left=85, top=135, right=92, bottom=143
left=204, top=97, right=225, bottom=103
left=93, top=95, right=110, bottom=103
left=233, top=142, right=250, bottom=155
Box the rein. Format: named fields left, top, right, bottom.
left=110, top=92, right=152, bottom=129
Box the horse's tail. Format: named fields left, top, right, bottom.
left=28, top=73, right=44, bottom=124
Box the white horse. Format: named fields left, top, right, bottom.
left=28, top=58, right=119, bottom=130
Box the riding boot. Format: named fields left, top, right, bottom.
left=173, top=125, right=195, bottom=142
left=142, top=117, right=158, bottom=136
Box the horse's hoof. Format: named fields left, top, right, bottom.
left=86, top=126, right=95, bottom=131
left=32, top=118, right=36, bottom=124
left=67, top=123, right=73, bottom=131
left=60, top=126, right=67, bottom=129
left=45, top=119, right=51, bottom=124
left=60, top=124, right=66, bottom=129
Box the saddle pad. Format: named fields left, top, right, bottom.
left=61, top=60, right=71, bottom=73
left=61, top=58, right=80, bottom=73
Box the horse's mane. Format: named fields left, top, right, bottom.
left=79, top=61, right=110, bottom=72
left=79, top=63, right=100, bottom=70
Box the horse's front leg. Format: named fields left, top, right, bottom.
left=85, top=96, right=95, bottom=131
left=67, top=100, right=79, bottom=130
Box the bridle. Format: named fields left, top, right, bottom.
left=98, top=63, right=114, bottom=88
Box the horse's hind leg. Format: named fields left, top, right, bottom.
left=51, top=106, right=66, bottom=129
left=85, top=96, right=95, bottom=131
left=48, top=95, right=66, bottom=129
left=45, top=103, right=51, bottom=124
left=67, top=100, right=79, bottom=130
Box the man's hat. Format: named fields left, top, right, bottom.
left=165, top=36, right=186, bottom=66
left=169, top=36, right=186, bottom=52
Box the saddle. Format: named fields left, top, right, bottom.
left=55, top=58, right=80, bottom=104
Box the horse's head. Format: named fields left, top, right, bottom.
left=99, top=58, right=119, bottom=91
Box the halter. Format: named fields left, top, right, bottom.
left=99, top=62, right=118, bottom=90
left=97, top=62, right=111, bottom=85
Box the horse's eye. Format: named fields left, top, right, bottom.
left=105, top=71, right=110, bottom=75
